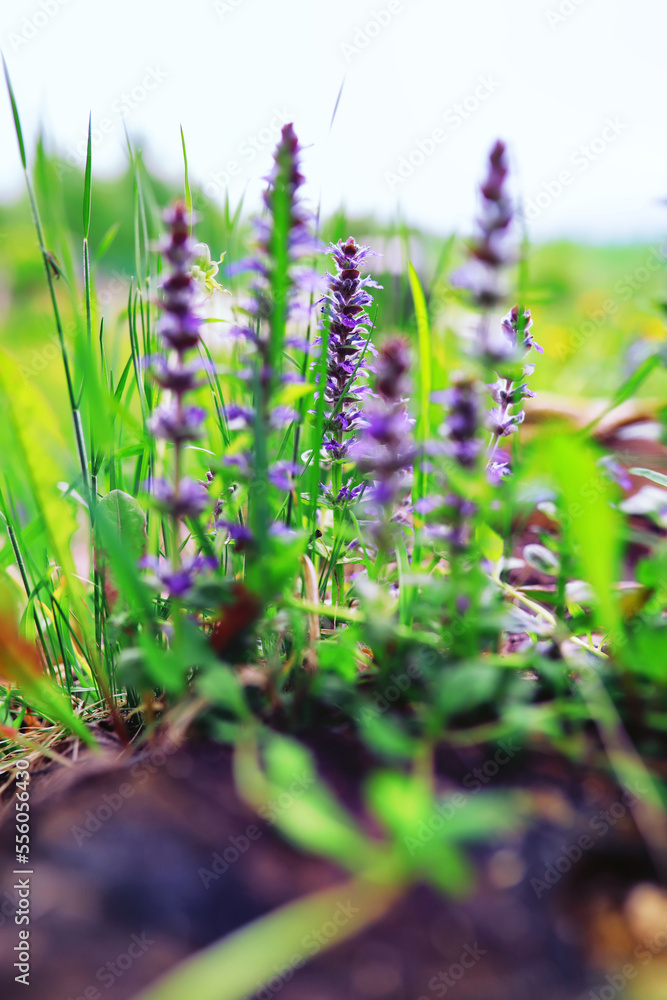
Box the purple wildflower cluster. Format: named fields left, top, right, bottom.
left=142, top=202, right=215, bottom=597
left=215, top=125, right=320, bottom=545
left=486, top=305, right=541, bottom=481
left=352, top=338, right=415, bottom=509
left=230, top=123, right=318, bottom=409
left=429, top=378, right=482, bottom=550
left=320, top=238, right=381, bottom=463
left=452, top=140, right=513, bottom=314
left=148, top=202, right=209, bottom=517
left=438, top=379, right=482, bottom=470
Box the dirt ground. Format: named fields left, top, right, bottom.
left=1, top=734, right=665, bottom=1000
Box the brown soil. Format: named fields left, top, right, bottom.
left=0, top=735, right=663, bottom=1000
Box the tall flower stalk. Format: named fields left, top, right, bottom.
left=144, top=202, right=210, bottom=597
left=432, top=378, right=482, bottom=551
left=486, top=305, right=541, bottom=482
left=319, top=237, right=379, bottom=596
left=223, top=125, right=319, bottom=569
left=451, top=140, right=513, bottom=362
left=352, top=338, right=415, bottom=551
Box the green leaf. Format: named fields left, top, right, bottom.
left=528, top=431, right=622, bottom=632
left=261, top=736, right=377, bottom=872
left=629, top=467, right=667, bottom=490
left=366, top=770, right=432, bottom=839
left=83, top=113, right=92, bottom=237
left=133, top=877, right=399, bottom=1000
left=3, top=58, right=27, bottom=169
left=95, top=490, right=146, bottom=562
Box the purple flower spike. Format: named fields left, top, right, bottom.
left=141, top=200, right=218, bottom=598
left=149, top=404, right=206, bottom=443
left=451, top=140, right=513, bottom=310
left=238, top=124, right=322, bottom=378
left=352, top=338, right=415, bottom=512
left=150, top=477, right=210, bottom=519
left=485, top=305, right=540, bottom=480
left=317, top=237, right=382, bottom=469
left=216, top=520, right=255, bottom=550
left=439, top=379, right=482, bottom=470
left=501, top=305, right=542, bottom=356
left=269, top=462, right=301, bottom=492
left=140, top=554, right=217, bottom=599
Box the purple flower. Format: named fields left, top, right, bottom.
left=149, top=477, right=210, bottom=519
left=336, top=483, right=365, bottom=503
left=139, top=554, right=218, bottom=599
left=599, top=455, right=633, bottom=491
left=141, top=201, right=216, bottom=597
left=269, top=462, right=300, bottom=492
left=435, top=380, right=482, bottom=469
left=429, top=379, right=483, bottom=550
left=318, top=237, right=381, bottom=460
left=485, top=305, right=540, bottom=480
left=149, top=403, right=206, bottom=443
left=216, top=520, right=255, bottom=550
left=225, top=404, right=255, bottom=429
left=451, top=140, right=513, bottom=310
left=501, top=305, right=542, bottom=356
left=352, top=339, right=415, bottom=511
left=239, top=124, right=321, bottom=377
left=148, top=357, right=211, bottom=394
left=269, top=406, right=299, bottom=429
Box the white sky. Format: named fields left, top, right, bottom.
left=0, top=0, right=665, bottom=242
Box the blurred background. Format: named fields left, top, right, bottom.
left=1, top=0, right=667, bottom=415
left=1, top=0, right=666, bottom=240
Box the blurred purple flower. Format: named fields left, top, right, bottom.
left=352, top=339, right=415, bottom=511
left=139, top=554, right=217, bottom=599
